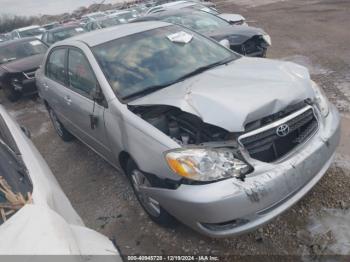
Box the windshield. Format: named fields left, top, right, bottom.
left=0, top=40, right=47, bottom=64
left=163, top=12, right=229, bottom=33
left=100, top=18, right=122, bottom=28
left=52, top=27, right=86, bottom=43
left=93, top=25, right=238, bottom=100
left=19, top=27, right=45, bottom=37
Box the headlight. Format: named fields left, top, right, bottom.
left=311, top=81, right=329, bottom=117
left=11, top=78, right=22, bottom=91
left=262, top=34, right=271, bottom=46
left=165, top=148, right=251, bottom=182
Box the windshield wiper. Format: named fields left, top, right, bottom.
left=170, top=56, right=234, bottom=83
left=124, top=82, right=174, bottom=100
left=124, top=56, right=235, bottom=101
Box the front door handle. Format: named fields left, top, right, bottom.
left=42, top=82, right=49, bottom=90
left=64, top=95, right=72, bottom=105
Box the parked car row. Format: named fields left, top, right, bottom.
left=84, top=11, right=137, bottom=32
left=0, top=0, right=271, bottom=102
left=136, top=9, right=270, bottom=57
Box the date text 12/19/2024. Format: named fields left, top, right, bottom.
left=127, top=256, right=220, bottom=261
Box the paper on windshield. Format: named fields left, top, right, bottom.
left=167, top=31, right=193, bottom=44
left=30, top=40, right=41, bottom=46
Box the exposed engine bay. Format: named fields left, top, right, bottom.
left=130, top=105, right=232, bottom=145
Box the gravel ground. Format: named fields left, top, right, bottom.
left=1, top=0, right=350, bottom=259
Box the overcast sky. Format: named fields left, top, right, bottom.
left=0, top=0, right=117, bottom=16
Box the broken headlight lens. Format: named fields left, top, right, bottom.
left=11, top=78, right=22, bottom=91
left=165, top=148, right=250, bottom=181
left=262, top=34, right=271, bottom=46
left=311, top=81, right=329, bottom=117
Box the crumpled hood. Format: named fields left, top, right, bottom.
left=207, top=25, right=265, bottom=44
left=130, top=57, right=315, bottom=132
left=1, top=54, right=44, bottom=73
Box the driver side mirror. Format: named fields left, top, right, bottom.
left=92, top=86, right=105, bottom=105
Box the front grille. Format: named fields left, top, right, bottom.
left=239, top=106, right=318, bottom=163
left=245, top=100, right=308, bottom=131
left=230, top=36, right=267, bottom=57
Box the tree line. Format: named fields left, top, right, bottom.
left=0, top=14, right=41, bottom=34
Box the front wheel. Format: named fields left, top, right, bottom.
left=48, top=107, right=74, bottom=142
left=126, top=159, right=177, bottom=227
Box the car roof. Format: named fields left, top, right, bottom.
left=56, top=21, right=170, bottom=47
left=82, top=12, right=105, bottom=17
left=147, top=1, right=196, bottom=13
left=43, top=22, right=59, bottom=26
left=161, top=0, right=193, bottom=8
left=46, top=24, right=81, bottom=33
left=140, top=8, right=197, bottom=20
left=109, top=10, right=132, bottom=15
left=16, top=25, right=41, bottom=32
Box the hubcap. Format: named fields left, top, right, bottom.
left=131, top=169, right=160, bottom=217
left=49, top=110, right=63, bottom=137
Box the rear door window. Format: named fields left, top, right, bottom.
left=46, top=48, right=67, bottom=85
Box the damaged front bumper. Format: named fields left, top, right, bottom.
left=142, top=105, right=340, bottom=237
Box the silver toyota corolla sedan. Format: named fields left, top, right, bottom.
left=36, top=21, right=340, bottom=238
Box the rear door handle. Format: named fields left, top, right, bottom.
left=64, top=95, right=72, bottom=105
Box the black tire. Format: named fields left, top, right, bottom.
left=3, top=87, right=21, bottom=102
left=48, top=107, right=74, bottom=142
left=126, top=159, right=177, bottom=228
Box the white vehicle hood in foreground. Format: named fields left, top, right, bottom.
left=0, top=205, right=117, bottom=255
left=0, top=106, right=119, bottom=256
left=130, top=57, right=315, bottom=132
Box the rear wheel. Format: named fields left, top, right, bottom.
left=48, top=107, right=74, bottom=142
left=126, top=159, right=177, bottom=227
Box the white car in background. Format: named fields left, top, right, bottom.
left=146, top=0, right=247, bottom=25
left=80, top=12, right=107, bottom=24
left=0, top=105, right=119, bottom=256
left=10, top=25, right=46, bottom=40
left=109, top=10, right=139, bottom=23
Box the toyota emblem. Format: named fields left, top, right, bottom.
left=276, top=124, right=290, bottom=137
